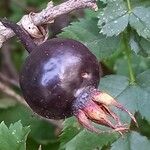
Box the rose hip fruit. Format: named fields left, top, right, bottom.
left=0, top=19, right=137, bottom=134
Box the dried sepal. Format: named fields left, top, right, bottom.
left=73, top=86, right=137, bottom=134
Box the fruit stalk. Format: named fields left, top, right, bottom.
left=0, top=19, right=36, bottom=52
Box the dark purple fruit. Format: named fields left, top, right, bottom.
left=20, top=38, right=100, bottom=119
left=0, top=19, right=137, bottom=133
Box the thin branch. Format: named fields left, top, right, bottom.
left=0, top=0, right=97, bottom=47
left=0, top=72, right=19, bottom=87
left=1, top=43, right=19, bottom=81
left=0, top=81, right=27, bottom=106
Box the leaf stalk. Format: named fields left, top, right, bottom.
left=126, top=0, right=132, bottom=12
left=123, top=32, right=136, bottom=84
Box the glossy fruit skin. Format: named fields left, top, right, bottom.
left=19, top=38, right=100, bottom=119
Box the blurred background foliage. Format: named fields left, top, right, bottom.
left=0, top=0, right=150, bottom=150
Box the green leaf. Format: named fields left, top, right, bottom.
left=0, top=104, right=57, bottom=146
left=59, top=117, right=82, bottom=149
left=98, top=1, right=129, bottom=36
left=99, top=70, right=150, bottom=123
left=130, top=0, right=150, bottom=8
left=129, top=7, right=150, bottom=39
left=139, top=38, right=150, bottom=56
left=42, top=141, right=60, bottom=150
left=111, top=131, right=150, bottom=150
left=84, top=9, right=99, bottom=19
left=114, top=55, right=150, bottom=77
left=0, top=121, right=30, bottom=150
left=128, top=31, right=150, bottom=56
left=136, top=70, right=150, bottom=93
left=99, top=75, right=129, bottom=97
left=64, top=130, right=118, bottom=150
left=59, top=117, right=119, bottom=150
left=129, top=34, right=140, bottom=54
left=59, top=18, right=121, bottom=59
left=26, top=138, right=39, bottom=150
left=9, top=1, right=25, bottom=21
left=99, top=0, right=107, bottom=4
left=136, top=113, right=150, bottom=138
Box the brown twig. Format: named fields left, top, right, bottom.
left=32, top=0, right=97, bottom=25
left=0, top=0, right=97, bottom=47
